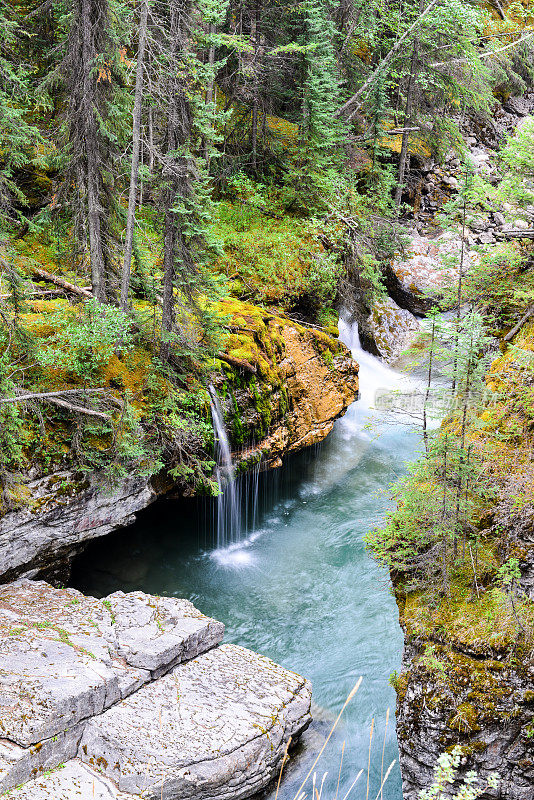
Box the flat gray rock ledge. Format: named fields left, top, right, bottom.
left=0, top=580, right=312, bottom=800
left=6, top=760, right=137, bottom=799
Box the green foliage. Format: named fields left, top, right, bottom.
left=0, top=0, right=43, bottom=227
left=497, top=558, right=522, bottom=589
left=418, top=746, right=498, bottom=800
left=0, top=348, right=25, bottom=474
left=419, top=644, right=446, bottom=676
left=36, top=299, right=133, bottom=383
left=388, top=669, right=400, bottom=690
left=497, top=118, right=534, bottom=213
left=212, top=197, right=343, bottom=314
left=367, top=309, right=496, bottom=585
left=462, top=242, right=530, bottom=328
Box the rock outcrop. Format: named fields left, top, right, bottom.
left=0, top=473, right=155, bottom=584
left=396, top=638, right=534, bottom=800
left=368, top=296, right=420, bottom=362
left=0, top=305, right=358, bottom=583
left=0, top=579, right=312, bottom=800
left=241, top=319, right=359, bottom=466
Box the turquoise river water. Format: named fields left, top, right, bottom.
left=71, top=320, right=427, bottom=800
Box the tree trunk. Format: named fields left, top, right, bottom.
left=159, top=0, right=193, bottom=361
left=160, top=207, right=176, bottom=361
left=148, top=107, right=154, bottom=172
left=80, top=0, right=108, bottom=302
left=250, top=8, right=259, bottom=170
left=120, top=0, right=149, bottom=311
left=203, top=23, right=216, bottom=170
left=394, top=42, right=418, bottom=210
left=86, top=135, right=107, bottom=302
left=335, top=0, right=439, bottom=120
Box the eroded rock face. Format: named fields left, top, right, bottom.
left=391, top=232, right=477, bottom=311
left=0, top=473, right=155, bottom=583
left=253, top=323, right=359, bottom=465
left=396, top=640, right=534, bottom=800
left=369, top=297, right=420, bottom=363
left=0, top=580, right=311, bottom=800
left=7, top=760, right=137, bottom=800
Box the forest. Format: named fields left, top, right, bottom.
left=0, top=0, right=531, bottom=489
left=1, top=0, right=534, bottom=798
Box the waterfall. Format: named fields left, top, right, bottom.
left=208, top=385, right=241, bottom=549
left=338, top=316, right=405, bottom=414
left=338, top=314, right=437, bottom=436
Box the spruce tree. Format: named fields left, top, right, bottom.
left=292, top=0, right=345, bottom=210
left=0, top=1, right=41, bottom=231
left=47, top=0, right=130, bottom=302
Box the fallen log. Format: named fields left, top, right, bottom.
left=386, top=127, right=420, bottom=135
left=0, top=288, right=92, bottom=301
left=0, top=387, right=112, bottom=420
left=216, top=352, right=257, bottom=374
left=0, top=388, right=106, bottom=404
left=44, top=397, right=111, bottom=420
left=503, top=304, right=534, bottom=342
left=499, top=230, right=534, bottom=239
left=29, top=266, right=93, bottom=298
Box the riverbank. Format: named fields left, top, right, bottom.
left=367, top=101, right=534, bottom=797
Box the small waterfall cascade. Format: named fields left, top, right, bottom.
left=338, top=314, right=434, bottom=436
left=338, top=316, right=404, bottom=411
left=208, top=385, right=242, bottom=549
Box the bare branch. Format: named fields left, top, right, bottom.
left=0, top=388, right=106, bottom=404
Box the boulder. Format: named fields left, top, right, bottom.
left=389, top=232, right=477, bottom=314
left=469, top=214, right=489, bottom=232
left=503, top=96, right=533, bottom=117
left=370, top=297, right=420, bottom=362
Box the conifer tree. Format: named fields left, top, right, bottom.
left=291, top=0, right=345, bottom=209
left=140, top=0, right=221, bottom=362
left=50, top=0, right=129, bottom=302
left=0, top=1, right=41, bottom=231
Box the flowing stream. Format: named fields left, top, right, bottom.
left=71, top=318, right=427, bottom=800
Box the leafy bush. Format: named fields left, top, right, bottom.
left=418, top=745, right=498, bottom=800
left=36, top=299, right=133, bottom=383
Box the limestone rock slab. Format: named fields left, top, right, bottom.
left=0, top=580, right=223, bottom=764
left=0, top=723, right=84, bottom=794
left=8, top=759, right=136, bottom=800
left=107, top=591, right=225, bottom=673
left=79, top=643, right=312, bottom=800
